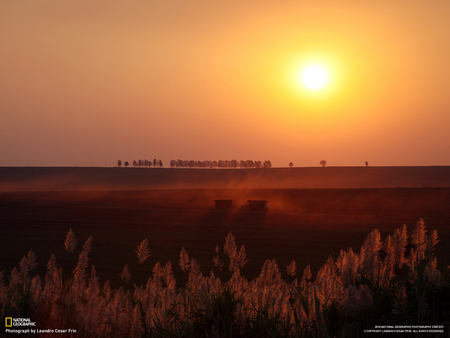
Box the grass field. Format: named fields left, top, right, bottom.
left=1, top=187, right=449, bottom=289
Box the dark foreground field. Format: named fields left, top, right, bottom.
left=1, top=188, right=449, bottom=288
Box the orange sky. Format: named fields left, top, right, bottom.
left=1, top=0, right=450, bottom=167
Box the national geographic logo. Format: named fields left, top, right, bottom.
left=4, top=317, right=36, bottom=327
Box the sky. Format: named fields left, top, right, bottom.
left=1, top=0, right=450, bottom=167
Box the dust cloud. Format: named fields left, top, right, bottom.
left=1, top=166, right=450, bottom=192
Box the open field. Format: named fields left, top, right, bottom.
left=1, top=187, right=449, bottom=289
left=1, top=166, right=450, bottom=191
left=1, top=167, right=449, bottom=335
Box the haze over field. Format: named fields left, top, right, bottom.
left=1, top=0, right=450, bottom=167
left=1, top=166, right=450, bottom=191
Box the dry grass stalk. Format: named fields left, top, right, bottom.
left=0, top=220, right=447, bottom=337
left=64, top=228, right=77, bottom=252
left=135, top=238, right=151, bottom=264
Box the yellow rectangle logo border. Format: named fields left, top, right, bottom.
left=5, top=317, right=12, bottom=327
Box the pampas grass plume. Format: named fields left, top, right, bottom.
left=135, top=238, right=151, bottom=264
left=120, top=264, right=131, bottom=283
left=179, top=247, right=189, bottom=272
left=64, top=228, right=77, bottom=252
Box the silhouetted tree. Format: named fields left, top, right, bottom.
left=289, top=162, right=293, bottom=168
left=365, top=161, right=369, bottom=167
left=159, top=160, right=163, bottom=167
left=133, top=160, right=138, bottom=167
left=263, top=160, right=272, bottom=168
left=153, top=159, right=157, bottom=167
left=117, top=160, right=122, bottom=167
left=124, top=161, right=129, bottom=168
left=320, top=160, right=327, bottom=167
left=168, top=159, right=275, bottom=169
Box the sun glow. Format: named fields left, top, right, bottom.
left=299, top=64, right=329, bottom=90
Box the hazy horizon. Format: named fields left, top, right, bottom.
left=2, top=164, right=450, bottom=168
left=2, top=0, right=450, bottom=167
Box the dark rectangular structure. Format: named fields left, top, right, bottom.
left=215, top=199, right=233, bottom=209
left=248, top=200, right=269, bottom=210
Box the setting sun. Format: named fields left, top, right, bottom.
left=300, top=64, right=329, bottom=90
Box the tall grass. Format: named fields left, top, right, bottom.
left=1, top=220, right=449, bottom=337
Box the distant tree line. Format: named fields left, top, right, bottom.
left=169, top=159, right=272, bottom=169
left=117, top=159, right=163, bottom=168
